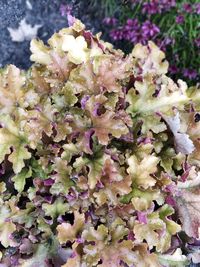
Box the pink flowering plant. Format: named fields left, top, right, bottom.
left=97, top=0, right=200, bottom=85
left=0, top=18, right=200, bottom=266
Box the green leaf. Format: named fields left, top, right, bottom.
left=126, top=79, right=188, bottom=117
left=30, top=39, right=51, bottom=65
left=12, top=167, right=32, bottom=193
left=62, top=83, right=78, bottom=107
left=19, top=243, right=52, bottom=267
left=0, top=221, right=16, bottom=248
left=31, top=158, right=52, bottom=180
left=42, top=199, right=69, bottom=220
left=73, top=152, right=107, bottom=189
left=57, top=211, right=85, bottom=244
left=9, top=146, right=32, bottom=174
left=0, top=205, right=16, bottom=247
left=0, top=115, right=31, bottom=173
left=53, top=158, right=73, bottom=191
left=158, top=248, right=189, bottom=267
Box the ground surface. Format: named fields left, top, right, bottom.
left=0, top=0, right=104, bottom=69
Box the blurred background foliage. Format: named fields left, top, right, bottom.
left=89, top=0, right=200, bottom=85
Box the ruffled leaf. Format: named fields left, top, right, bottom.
left=0, top=65, right=26, bottom=115
left=134, top=205, right=181, bottom=253
left=0, top=115, right=31, bottom=173
left=42, top=199, right=69, bottom=220
left=73, top=152, right=106, bottom=190
left=127, top=154, right=159, bottom=189
left=30, top=39, right=52, bottom=65
left=176, top=183, right=200, bottom=239
left=132, top=41, right=169, bottom=76
left=57, top=211, right=85, bottom=244
left=62, top=35, right=89, bottom=64
left=164, top=112, right=194, bottom=155
left=158, top=248, right=189, bottom=267
left=12, top=167, right=32, bottom=193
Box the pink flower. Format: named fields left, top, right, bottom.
left=123, top=19, right=141, bottom=43
left=157, top=37, right=174, bottom=51
left=169, top=65, right=179, bottom=75
left=195, top=3, right=200, bottom=14
left=160, top=0, right=176, bottom=11
left=103, top=17, right=118, bottom=26
left=142, top=1, right=160, bottom=15
left=109, top=28, right=124, bottom=41
left=176, top=15, right=184, bottom=24
left=183, top=68, right=198, bottom=79
left=141, top=20, right=160, bottom=39
left=182, top=3, right=193, bottom=13
left=60, top=4, right=72, bottom=16
left=142, top=0, right=176, bottom=14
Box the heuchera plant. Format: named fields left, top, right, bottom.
left=0, top=18, right=200, bottom=267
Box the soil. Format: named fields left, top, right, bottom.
left=0, top=0, right=105, bottom=69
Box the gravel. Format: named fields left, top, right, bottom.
left=0, top=0, right=104, bottom=69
